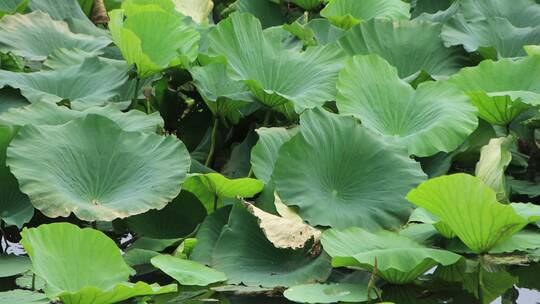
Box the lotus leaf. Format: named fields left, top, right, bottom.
left=284, top=283, right=375, bottom=303
left=151, top=254, right=227, bottom=286
left=250, top=127, right=297, bottom=183
left=173, top=0, right=213, bottom=24
left=0, top=290, right=48, bottom=304
left=336, top=55, right=477, bottom=157
left=321, top=227, right=462, bottom=284
left=475, top=136, right=514, bottom=201
left=7, top=115, right=190, bottom=221
left=320, top=0, right=410, bottom=29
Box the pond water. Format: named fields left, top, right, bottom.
left=3, top=236, right=540, bottom=304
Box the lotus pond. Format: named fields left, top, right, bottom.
left=1, top=0, right=540, bottom=303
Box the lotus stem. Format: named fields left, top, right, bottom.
left=132, top=77, right=140, bottom=109
left=91, top=0, right=109, bottom=25
left=367, top=257, right=382, bottom=303
left=31, top=273, right=36, bottom=290
left=263, top=110, right=272, bottom=127
left=213, top=195, right=218, bottom=212
left=477, top=254, right=485, bottom=304
left=205, top=117, right=219, bottom=167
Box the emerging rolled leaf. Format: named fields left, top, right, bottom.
left=336, top=55, right=478, bottom=157
left=321, top=227, right=462, bottom=284
left=320, top=0, right=410, bottom=29
left=475, top=136, right=514, bottom=202
left=20, top=223, right=176, bottom=303
left=0, top=11, right=109, bottom=60
left=109, top=0, right=200, bottom=77
left=7, top=115, right=190, bottom=221
left=448, top=56, right=540, bottom=125
left=406, top=173, right=529, bottom=253
left=339, top=19, right=468, bottom=80
left=205, top=13, right=346, bottom=114
left=273, top=108, right=426, bottom=229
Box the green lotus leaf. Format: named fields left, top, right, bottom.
left=448, top=230, right=540, bottom=254
left=0, top=0, right=28, bottom=17
left=7, top=115, right=190, bottom=221
left=273, top=108, right=426, bottom=229
left=284, top=18, right=345, bottom=47
left=320, top=0, right=410, bottom=29
left=0, top=290, right=48, bottom=304
left=205, top=13, right=346, bottom=113
left=321, top=227, right=462, bottom=284
left=125, top=191, right=207, bottom=239
left=408, top=208, right=456, bottom=239
left=0, top=126, right=33, bottom=228
left=288, top=0, right=323, bottom=10
left=21, top=223, right=177, bottom=303
left=510, top=179, right=540, bottom=198
left=151, top=254, right=227, bottom=286
left=183, top=173, right=264, bottom=212
left=441, top=15, right=540, bottom=58
left=411, top=0, right=453, bottom=18
left=0, top=11, right=109, bottom=60
left=336, top=55, right=477, bottom=157
left=231, top=0, right=286, bottom=29
left=475, top=136, right=514, bottom=202
left=250, top=127, right=297, bottom=183
left=0, top=102, right=163, bottom=132
left=190, top=62, right=256, bottom=123
left=190, top=205, right=231, bottom=265
left=0, top=255, right=31, bottom=277
left=510, top=202, right=540, bottom=223
left=448, top=56, right=540, bottom=125
left=406, top=173, right=528, bottom=253
left=0, top=87, right=28, bottom=113
left=525, top=44, right=540, bottom=56
left=457, top=0, right=540, bottom=28
left=109, top=1, right=200, bottom=78
left=284, top=283, right=375, bottom=303
left=173, top=0, right=213, bottom=23
left=339, top=19, right=468, bottom=80
left=0, top=57, right=129, bottom=110
left=211, top=203, right=332, bottom=287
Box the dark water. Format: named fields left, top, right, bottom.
left=3, top=236, right=540, bottom=304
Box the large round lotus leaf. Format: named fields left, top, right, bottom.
left=125, top=191, right=207, bottom=239
left=0, top=11, right=109, bottom=60
left=448, top=56, right=540, bottom=125
left=0, top=126, right=33, bottom=228
left=205, top=13, right=346, bottom=113
left=109, top=1, right=200, bottom=78
left=7, top=115, right=190, bottom=221
left=151, top=254, right=227, bottom=286
left=272, top=108, right=426, bottom=230
left=212, top=203, right=332, bottom=287
left=284, top=283, right=375, bottom=303
left=406, top=174, right=528, bottom=253
left=0, top=290, right=48, bottom=304
left=20, top=223, right=134, bottom=293
left=441, top=15, right=540, bottom=59
left=457, top=0, right=540, bottom=28
left=339, top=19, right=468, bottom=80
left=336, top=55, right=477, bottom=157
left=0, top=102, right=163, bottom=132
left=321, top=227, right=462, bottom=284
left=0, top=57, right=129, bottom=110
left=0, top=255, right=31, bottom=277
left=250, top=127, right=298, bottom=183
left=320, top=0, right=410, bottom=29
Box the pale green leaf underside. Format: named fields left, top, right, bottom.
left=284, top=283, right=375, bottom=303
left=273, top=108, right=426, bottom=229
left=336, top=55, right=477, bottom=157
left=7, top=115, right=190, bottom=221
left=151, top=254, right=227, bottom=286
left=406, top=173, right=527, bottom=253
left=321, top=227, right=461, bottom=284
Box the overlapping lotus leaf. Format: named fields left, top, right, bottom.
left=0, top=255, right=31, bottom=277
left=336, top=55, right=477, bottom=157
left=173, top=0, right=213, bottom=23
left=339, top=19, right=468, bottom=80
left=0, top=102, right=163, bottom=132
left=0, top=57, right=129, bottom=110
left=0, top=11, right=109, bottom=60
left=190, top=205, right=231, bottom=265
left=441, top=15, right=540, bottom=59
left=321, top=227, right=462, bottom=284
left=7, top=115, right=190, bottom=221
left=205, top=13, right=346, bottom=113
left=284, top=283, right=375, bottom=303
left=109, top=0, right=200, bottom=77
left=211, top=203, right=332, bottom=287
left=250, top=127, right=298, bottom=183
left=151, top=254, right=227, bottom=286
left=448, top=56, right=540, bottom=125
left=21, top=223, right=176, bottom=304
left=273, top=108, right=426, bottom=229
left=457, top=0, right=540, bottom=28
left=288, top=0, right=324, bottom=10
left=406, top=174, right=529, bottom=253
left=320, top=0, right=410, bottom=29
left=0, top=0, right=28, bottom=17
left=0, top=290, right=48, bottom=304
left=190, top=62, right=256, bottom=123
